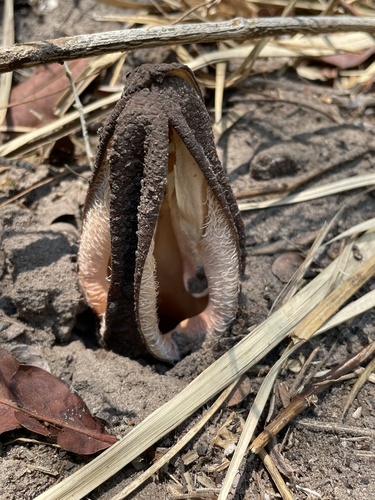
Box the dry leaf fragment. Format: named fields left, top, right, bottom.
left=0, top=348, right=117, bottom=454
left=320, top=46, right=375, bottom=70
left=226, top=375, right=252, bottom=407
left=271, top=252, right=305, bottom=284
left=78, top=63, right=245, bottom=363
left=0, top=349, right=21, bottom=434
left=4, top=60, right=89, bottom=128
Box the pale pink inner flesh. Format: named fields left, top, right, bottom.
left=154, top=187, right=208, bottom=334
left=78, top=199, right=110, bottom=319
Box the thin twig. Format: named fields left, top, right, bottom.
left=322, top=0, right=341, bottom=16
left=235, top=146, right=375, bottom=200
left=302, top=339, right=339, bottom=388
left=225, top=0, right=299, bottom=86
left=258, top=448, right=294, bottom=500
left=0, top=164, right=87, bottom=208
left=1, top=17, right=375, bottom=73
left=296, top=419, right=375, bottom=437
left=171, top=0, right=216, bottom=25
left=251, top=341, right=375, bottom=453
left=288, top=346, right=320, bottom=397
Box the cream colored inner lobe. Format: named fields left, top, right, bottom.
left=138, top=130, right=240, bottom=362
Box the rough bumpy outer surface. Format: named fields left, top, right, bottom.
left=81, top=63, right=245, bottom=359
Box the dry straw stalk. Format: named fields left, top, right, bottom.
left=36, top=228, right=375, bottom=500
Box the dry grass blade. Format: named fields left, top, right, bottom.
left=219, top=278, right=374, bottom=498
left=342, top=355, right=375, bottom=418
left=0, top=92, right=121, bottom=157
left=0, top=125, right=33, bottom=133
left=55, top=53, right=124, bottom=116
left=225, top=0, right=299, bottom=87
left=291, top=247, right=375, bottom=343
left=238, top=174, right=375, bottom=211
left=96, top=15, right=169, bottom=25
left=355, top=60, right=375, bottom=85
left=188, top=32, right=375, bottom=71
left=271, top=223, right=329, bottom=311
left=325, top=216, right=375, bottom=245
left=0, top=0, right=14, bottom=124
left=212, top=229, right=375, bottom=499
left=213, top=108, right=249, bottom=139
left=249, top=0, right=325, bottom=13
left=36, top=229, right=375, bottom=500
left=277, top=31, right=374, bottom=52
left=218, top=276, right=375, bottom=499
left=218, top=273, right=373, bottom=499
left=96, top=0, right=152, bottom=8
left=109, top=53, right=128, bottom=86
left=218, top=341, right=303, bottom=500
left=63, top=62, right=94, bottom=169
left=322, top=0, right=341, bottom=16
left=112, top=381, right=239, bottom=499
left=316, top=288, right=375, bottom=335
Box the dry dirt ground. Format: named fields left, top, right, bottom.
left=0, top=1, right=375, bottom=499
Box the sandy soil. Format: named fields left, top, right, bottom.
left=0, top=1, right=374, bottom=499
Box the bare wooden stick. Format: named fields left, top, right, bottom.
left=0, top=0, right=14, bottom=123
left=296, top=419, right=375, bottom=437
left=250, top=340, right=375, bottom=454
left=1, top=17, right=375, bottom=74
left=258, top=448, right=294, bottom=500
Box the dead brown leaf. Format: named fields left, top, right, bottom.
left=271, top=252, right=305, bottom=284
left=226, top=375, right=252, bottom=407
left=0, top=348, right=117, bottom=454
left=4, top=60, right=89, bottom=128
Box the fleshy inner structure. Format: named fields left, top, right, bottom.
left=137, top=130, right=241, bottom=361
left=79, top=129, right=241, bottom=363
